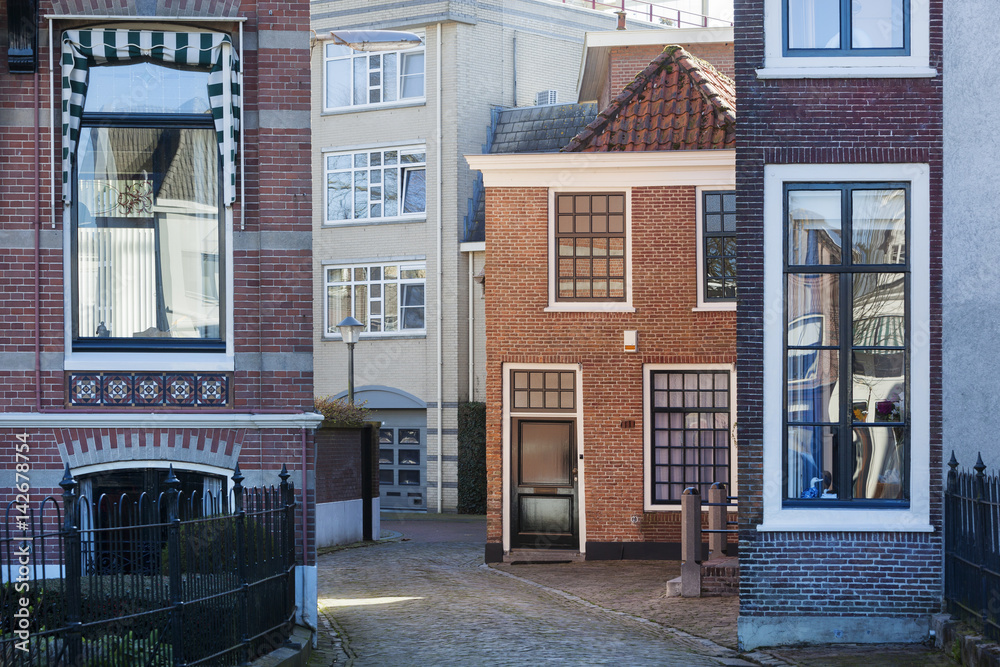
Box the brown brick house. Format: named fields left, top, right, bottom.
left=468, top=43, right=736, bottom=562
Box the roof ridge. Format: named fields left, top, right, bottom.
left=562, top=45, right=735, bottom=153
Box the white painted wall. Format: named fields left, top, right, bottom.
left=315, top=498, right=364, bottom=547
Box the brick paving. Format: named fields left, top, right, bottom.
left=309, top=515, right=955, bottom=666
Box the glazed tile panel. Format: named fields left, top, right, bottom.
left=67, top=373, right=231, bottom=407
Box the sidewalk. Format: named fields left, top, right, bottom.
left=309, top=514, right=956, bottom=666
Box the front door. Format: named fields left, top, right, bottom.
left=511, top=419, right=578, bottom=549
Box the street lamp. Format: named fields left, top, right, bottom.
left=336, top=316, right=364, bottom=404
left=328, top=29, right=423, bottom=52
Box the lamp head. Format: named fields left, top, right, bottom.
left=329, top=29, right=422, bottom=52
left=336, top=316, right=364, bottom=344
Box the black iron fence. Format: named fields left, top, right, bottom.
left=1, top=463, right=297, bottom=666
left=945, top=452, right=1000, bottom=641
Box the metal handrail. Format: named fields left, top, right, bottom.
left=554, top=0, right=733, bottom=28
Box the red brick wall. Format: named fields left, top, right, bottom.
left=734, top=0, right=944, bottom=620
left=0, top=1, right=316, bottom=563
left=602, top=42, right=734, bottom=109
left=484, top=186, right=736, bottom=550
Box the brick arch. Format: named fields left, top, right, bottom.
left=55, top=427, right=246, bottom=471
left=51, top=0, right=243, bottom=17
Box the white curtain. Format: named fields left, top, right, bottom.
left=77, top=477, right=95, bottom=574
left=203, top=475, right=224, bottom=516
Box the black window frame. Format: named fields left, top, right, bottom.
left=71, top=62, right=226, bottom=353
left=782, top=0, right=911, bottom=57
left=702, top=190, right=737, bottom=303
left=553, top=192, right=627, bottom=303
left=649, top=369, right=733, bottom=506
left=781, top=181, right=911, bottom=508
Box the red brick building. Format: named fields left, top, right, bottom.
left=734, top=0, right=942, bottom=648
left=0, top=0, right=320, bottom=625
left=469, top=43, right=736, bottom=562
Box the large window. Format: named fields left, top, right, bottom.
left=648, top=368, right=732, bottom=505
left=785, top=0, right=907, bottom=56
left=325, top=147, right=426, bottom=223
left=702, top=190, right=737, bottom=303
left=554, top=193, right=626, bottom=302
left=325, top=262, right=426, bottom=335
left=783, top=183, right=909, bottom=505
left=324, top=41, right=424, bottom=112
left=73, top=61, right=224, bottom=351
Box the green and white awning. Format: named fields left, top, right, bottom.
left=62, top=29, right=241, bottom=206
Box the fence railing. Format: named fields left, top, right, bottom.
left=946, top=452, right=1000, bottom=641
left=555, top=0, right=733, bottom=28
left=1, top=463, right=297, bottom=666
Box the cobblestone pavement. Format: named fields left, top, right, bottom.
left=309, top=515, right=955, bottom=667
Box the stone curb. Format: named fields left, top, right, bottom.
left=249, top=626, right=313, bottom=667
left=933, top=613, right=1000, bottom=666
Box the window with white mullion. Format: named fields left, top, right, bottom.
left=326, top=147, right=426, bottom=223
left=326, top=262, right=426, bottom=335
left=325, top=42, right=424, bottom=111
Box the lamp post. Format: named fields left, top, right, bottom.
left=328, top=29, right=423, bottom=52
left=336, top=316, right=364, bottom=404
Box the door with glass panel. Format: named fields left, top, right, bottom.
left=511, top=420, right=578, bottom=549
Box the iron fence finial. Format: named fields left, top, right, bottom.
left=975, top=453, right=987, bottom=477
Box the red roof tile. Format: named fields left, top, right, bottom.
left=563, top=45, right=736, bottom=153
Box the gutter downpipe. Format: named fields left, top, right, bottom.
left=34, top=29, right=42, bottom=412
left=301, top=427, right=309, bottom=566
left=468, top=252, right=474, bottom=402
left=436, top=22, right=443, bottom=513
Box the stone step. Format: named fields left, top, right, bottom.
left=665, top=575, right=683, bottom=597
left=504, top=548, right=585, bottom=564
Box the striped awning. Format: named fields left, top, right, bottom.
left=62, top=29, right=240, bottom=206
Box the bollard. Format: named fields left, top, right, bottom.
left=681, top=486, right=702, bottom=597
left=709, top=482, right=727, bottom=558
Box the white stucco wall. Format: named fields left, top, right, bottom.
left=942, top=1, right=1000, bottom=472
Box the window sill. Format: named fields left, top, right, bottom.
left=756, top=66, right=938, bottom=79
left=64, top=352, right=234, bottom=372
left=322, top=216, right=426, bottom=228
left=693, top=303, right=736, bottom=312
left=324, top=332, right=427, bottom=341
left=321, top=98, right=426, bottom=115
left=544, top=303, right=635, bottom=314
left=757, top=509, right=933, bottom=533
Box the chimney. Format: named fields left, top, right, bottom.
left=615, top=10, right=627, bottom=30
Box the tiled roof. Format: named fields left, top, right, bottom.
left=563, top=46, right=735, bottom=153
left=490, top=103, right=599, bottom=154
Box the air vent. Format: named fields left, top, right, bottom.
left=535, top=89, right=558, bottom=106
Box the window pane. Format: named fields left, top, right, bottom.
left=787, top=274, right=839, bottom=346
left=379, top=449, right=394, bottom=464
left=76, top=127, right=220, bottom=340
left=401, top=284, right=425, bottom=329
left=403, top=168, right=426, bottom=214
left=399, top=429, right=420, bottom=444
left=788, top=190, right=842, bottom=265
left=326, top=285, right=350, bottom=333
left=401, top=52, right=425, bottom=98
left=384, top=166, right=399, bottom=217
left=85, top=62, right=211, bottom=114
left=383, top=52, right=397, bottom=102
left=853, top=273, right=905, bottom=345
left=354, top=171, right=368, bottom=219
left=353, top=56, right=367, bottom=105
left=326, top=172, right=351, bottom=221
left=852, top=0, right=904, bottom=49
left=353, top=284, right=367, bottom=326
left=384, top=282, right=398, bottom=331
left=399, top=449, right=420, bottom=465
left=787, top=426, right=838, bottom=499
left=852, top=189, right=906, bottom=265
left=852, top=351, right=905, bottom=421
left=853, top=426, right=905, bottom=499
left=787, top=0, right=841, bottom=49
left=326, top=58, right=351, bottom=109
left=787, top=349, right=839, bottom=423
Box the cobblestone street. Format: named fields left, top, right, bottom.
left=311, top=516, right=748, bottom=666
left=309, top=516, right=955, bottom=667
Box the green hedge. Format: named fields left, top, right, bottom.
left=457, top=402, right=487, bottom=515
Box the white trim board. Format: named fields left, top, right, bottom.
left=758, top=162, right=932, bottom=533
left=0, top=412, right=325, bottom=429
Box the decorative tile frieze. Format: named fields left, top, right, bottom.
left=67, top=372, right=232, bottom=408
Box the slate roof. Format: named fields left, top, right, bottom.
left=464, top=103, right=599, bottom=242
left=489, top=103, right=599, bottom=154
left=562, top=46, right=735, bottom=153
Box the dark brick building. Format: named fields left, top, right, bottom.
left=0, top=0, right=320, bottom=626
left=734, top=0, right=943, bottom=648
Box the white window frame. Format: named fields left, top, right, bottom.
left=760, top=162, right=932, bottom=532
left=758, top=0, right=934, bottom=79
left=545, top=188, right=634, bottom=313
left=322, top=39, right=425, bottom=113
left=695, top=185, right=737, bottom=312
left=322, top=145, right=427, bottom=226
left=643, top=363, right=737, bottom=512
left=323, top=260, right=427, bottom=339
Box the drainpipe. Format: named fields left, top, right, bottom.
left=468, top=254, right=474, bottom=401
left=436, top=21, right=443, bottom=513
left=301, top=427, right=309, bottom=562
left=34, top=38, right=41, bottom=412
left=512, top=34, right=516, bottom=106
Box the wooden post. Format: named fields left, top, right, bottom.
left=681, top=486, right=702, bottom=597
